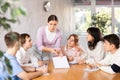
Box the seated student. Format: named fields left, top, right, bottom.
left=3, top=32, right=47, bottom=80
left=62, top=34, right=85, bottom=63
left=16, top=33, right=43, bottom=68
left=95, top=34, right=120, bottom=74
left=78, top=27, right=105, bottom=64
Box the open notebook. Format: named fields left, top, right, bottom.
left=52, top=56, right=70, bottom=68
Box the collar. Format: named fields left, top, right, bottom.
left=46, top=26, right=56, bottom=33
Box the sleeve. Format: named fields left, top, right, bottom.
left=54, top=30, right=62, bottom=50
left=30, top=53, right=39, bottom=67
left=98, top=53, right=111, bottom=65
left=0, top=61, right=9, bottom=79
left=21, top=63, right=34, bottom=67
left=17, top=54, right=34, bottom=67
left=11, top=58, right=24, bottom=76
left=79, top=45, right=87, bottom=59
left=86, top=41, right=105, bottom=64
left=36, top=27, right=44, bottom=51
left=99, top=66, right=115, bottom=74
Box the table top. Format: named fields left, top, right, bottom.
left=33, top=61, right=120, bottom=80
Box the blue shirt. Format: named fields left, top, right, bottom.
left=0, top=60, right=9, bottom=80
left=4, top=53, right=24, bottom=80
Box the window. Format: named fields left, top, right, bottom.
left=74, top=0, right=120, bottom=35
left=96, top=7, right=111, bottom=35
left=74, top=7, right=91, bottom=35
left=114, top=7, right=120, bottom=35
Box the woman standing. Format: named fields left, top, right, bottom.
left=36, top=15, right=62, bottom=60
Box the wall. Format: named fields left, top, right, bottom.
left=0, top=0, right=74, bottom=51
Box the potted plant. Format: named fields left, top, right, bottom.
left=90, top=12, right=111, bottom=34
left=0, top=0, right=26, bottom=79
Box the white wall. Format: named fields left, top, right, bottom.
left=0, top=0, right=74, bottom=51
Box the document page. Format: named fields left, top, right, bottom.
left=52, top=56, right=70, bottom=68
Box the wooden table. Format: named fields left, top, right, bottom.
left=33, top=61, right=120, bottom=80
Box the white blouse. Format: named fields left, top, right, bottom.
left=86, top=41, right=105, bottom=64
left=63, top=45, right=86, bottom=62
left=45, top=26, right=56, bottom=42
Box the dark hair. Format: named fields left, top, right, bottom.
left=48, top=15, right=58, bottom=22
left=20, top=33, right=30, bottom=46
left=4, top=32, right=20, bottom=48
left=103, top=34, right=120, bottom=49
left=87, top=27, right=102, bottom=50
left=67, top=34, right=79, bottom=46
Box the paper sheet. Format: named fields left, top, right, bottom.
left=52, top=56, right=70, bottom=68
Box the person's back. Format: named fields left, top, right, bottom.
left=4, top=53, right=23, bottom=80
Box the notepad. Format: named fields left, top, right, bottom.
left=52, top=56, right=70, bottom=68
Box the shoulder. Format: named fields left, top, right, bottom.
left=36, top=26, right=47, bottom=36
left=115, top=48, right=120, bottom=56
left=97, top=41, right=104, bottom=45
left=56, top=28, right=61, bottom=33
left=56, top=28, right=62, bottom=36
left=98, top=41, right=104, bottom=44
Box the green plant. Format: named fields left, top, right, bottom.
left=90, top=12, right=111, bottom=34
left=0, top=0, right=27, bottom=30
left=0, top=0, right=26, bottom=79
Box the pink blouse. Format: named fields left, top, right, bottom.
left=36, top=26, right=62, bottom=51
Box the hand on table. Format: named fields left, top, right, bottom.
left=78, top=59, right=86, bottom=64
left=36, top=65, right=48, bottom=74
left=67, top=56, right=74, bottom=62
left=51, top=49, right=63, bottom=57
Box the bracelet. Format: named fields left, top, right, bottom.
left=35, top=67, right=36, bottom=72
